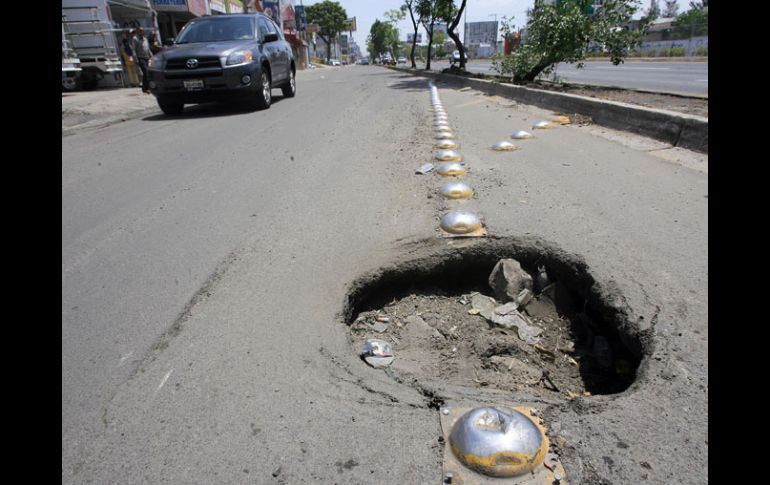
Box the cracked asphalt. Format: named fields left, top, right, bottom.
left=62, top=66, right=707, bottom=484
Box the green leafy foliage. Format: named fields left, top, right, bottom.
left=305, top=0, right=348, bottom=62
left=512, top=0, right=649, bottom=82
left=672, top=5, right=708, bottom=37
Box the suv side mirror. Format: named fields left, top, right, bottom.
left=163, top=38, right=174, bottom=47
left=263, top=32, right=279, bottom=43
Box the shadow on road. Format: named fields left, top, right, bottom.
left=141, top=95, right=286, bottom=121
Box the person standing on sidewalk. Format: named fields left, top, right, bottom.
left=120, top=30, right=140, bottom=87
left=131, top=27, right=154, bottom=93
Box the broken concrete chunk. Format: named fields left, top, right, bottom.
left=488, top=259, right=533, bottom=302
left=515, top=289, right=533, bottom=307
left=535, top=265, right=550, bottom=291
left=470, top=293, right=497, bottom=320
left=522, top=294, right=556, bottom=320
left=494, top=302, right=519, bottom=315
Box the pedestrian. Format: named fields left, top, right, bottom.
left=148, top=31, right=162, bottom=55
left=131, top=27, right=153, bottom=93
left=120, top=30, right=140, bottom=87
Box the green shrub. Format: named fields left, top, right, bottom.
left=694, top=46, right=708, bottom=56
left=670, top=47, right=686, bottom=57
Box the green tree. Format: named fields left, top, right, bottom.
left=514, top=0, right=649, bottom=82
left=672, top=4, right=708, bottom=37
left=367, top=19, right=399, bottom=61
left=305, top=0, right=348, bottom=63
left=417, top=0, right=452, bottom=70
left=383, top=8, right=405, bottom=59
left=402, top=0, right=423, bottom=68
left=441, top=0, right=468, bottom=71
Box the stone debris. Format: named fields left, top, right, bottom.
left=488, top=259, right=534, bottom=302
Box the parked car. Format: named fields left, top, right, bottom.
left=147, top=13, right=296, bottom=115
left=450, top=50, right=468, bottom=65
left=397, top=56, right=407, bottom=64
left=329, top=59, right=341, bottom=66
left=357, top=58, right=369, bottom=65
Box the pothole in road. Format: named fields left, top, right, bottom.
left=343, top=238, right=646, bottom=400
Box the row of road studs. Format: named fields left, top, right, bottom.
left=424, top=81, right=570, bottom=485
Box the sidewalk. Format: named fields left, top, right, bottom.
left=62, top=87, right=160, bottom=135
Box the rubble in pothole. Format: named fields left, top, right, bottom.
left=349, top=258, right=636, bottom=399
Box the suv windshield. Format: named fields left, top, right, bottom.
left=175, top=17, right=255, bottom=44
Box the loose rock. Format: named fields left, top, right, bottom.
left=488, top=259, right=533, bottom=302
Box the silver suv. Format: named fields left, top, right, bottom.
left=147, top=13, right=295, bottom=115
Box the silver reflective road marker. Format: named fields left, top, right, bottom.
left=511, top=130, right=534, bottom=140
left=491, top=141, right=517, bottom=151
left=449, top=407, right=547, bottom=477
left=439, top=182, right=474, bottom=199
left=436, top=163, right=466, bottom=177
left=440, top=211, right=482, bottom=234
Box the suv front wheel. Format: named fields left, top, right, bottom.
left=281, top=69, right=296, bottom=98
left=158, top=97, right=184, bottom=116
left=254, top=71, right=272, bottom=110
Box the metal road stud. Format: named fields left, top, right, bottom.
left=532, top=120, right=553, bottom=129
left=448, top=406, right=547, bottom=478
left=434, top=139, right=458, bottom=149
left=440, top=211, right=482, bottom=234
left=435, top=131, right=457, bottom=140
left=434, top=149, right=462, bottom=162
left=511, top=130, right=534, bottom=140
left=491, top=141, right=517, bottom=151
left=436, top=162, right=466, bottom=176
left=439, top=182, right=474, bottom=199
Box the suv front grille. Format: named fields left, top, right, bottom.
left=165, top=56, right=221, bottom=70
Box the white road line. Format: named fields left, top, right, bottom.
left=118, top=351, right=134, bottom=367
left=157, top=369, right=174, bottom=390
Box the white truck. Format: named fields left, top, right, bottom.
left=61, top=0, right=156, bottom=90
left=62, top=16, right=82, bottom=91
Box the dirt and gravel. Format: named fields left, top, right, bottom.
left=350, top=271, right=637, bottom=401
left=529, top=82, right=708, bottom=118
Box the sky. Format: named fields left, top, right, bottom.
left=300, top=0, right=693, bottom=49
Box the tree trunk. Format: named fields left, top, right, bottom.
left=522, top=60, right=552, bottom=82
left=446, top=0, right=468, bottom=70
left=319, top=34, right=332, bottom=63
left=425, top=19, right=435, bottom=70
left=408, top=8, right=418, bottom=68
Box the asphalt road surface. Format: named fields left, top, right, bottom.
left=430, top=59, right=708, bottom=96
left=62, top=66, right=707, bottom=484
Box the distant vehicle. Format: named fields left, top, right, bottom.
left=381, top=54, right=396, bottom=66
left=62, top=0, right=125, bottom=90
left=62, top=17, right=82, bottom=91
left=329, top=59, right=342, bottom=66
left=450, top=50, right=468, bottom=66
left=147, top=13, right=296, bottom=115
left=357, top=58, right=369, bottom=65
left=397, top=56, right=407, bottom=64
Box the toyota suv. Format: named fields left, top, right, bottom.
left=147, top=13, right=295, bottom=115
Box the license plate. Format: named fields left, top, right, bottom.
left=183, top=79, right=204, bottom=91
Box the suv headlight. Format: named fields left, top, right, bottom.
left=148, top=55, right=162, bottom=69
left=226, top=50, right=253, bottom=66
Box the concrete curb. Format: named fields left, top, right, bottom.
left=62, top=106, right=160, bottom=136
left=388, top=66, right=708, bottom=154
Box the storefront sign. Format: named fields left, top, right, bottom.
left=153, top=0, right=187, bottom=12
